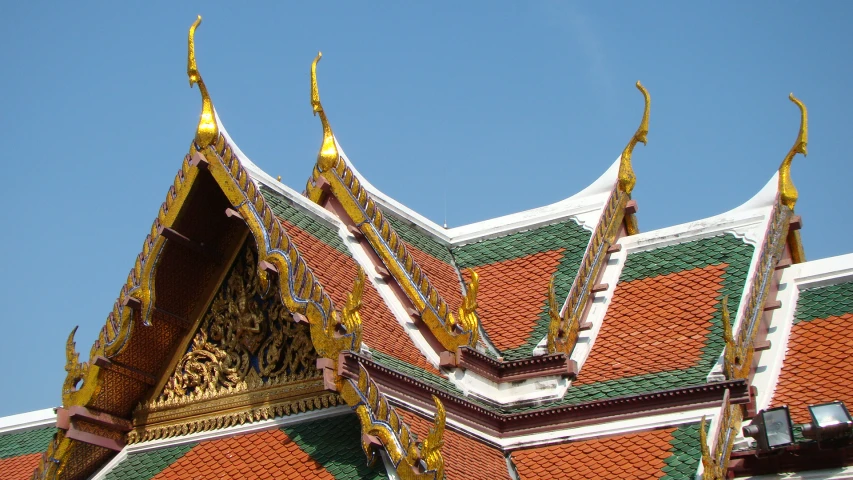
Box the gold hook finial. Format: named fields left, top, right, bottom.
left=779, top=93, right=808, bottom=210
left=188, top=15, right=218, bottom=149
left=311, top=52, right=339, bottom=170
left=618, top=81, right=651, bottom=195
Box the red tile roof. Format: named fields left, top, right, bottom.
left=772, top=313, right=853, bottom=424
left=280, top=219, right=439, bottom=374
left=397, top=407, right=510, bottom=480
left=576, top=264, right=727, bottom=385
left=0, top=452, right=40, bottom=480
left=463, top=250, right=564, bottom=351
left=153, top=428, right=335, bottom=479
left=512, top=428, right=676, bottom=479
left=406, top=242, right=463, bottom=315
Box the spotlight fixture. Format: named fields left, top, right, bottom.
left=802, top=401, right=853, bottom=442
left=743, top=406, right=795, bottom=452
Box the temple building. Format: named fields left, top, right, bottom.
left=3, top=16, right=853, bottom=480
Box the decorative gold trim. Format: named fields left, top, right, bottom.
left=457, top=269, right=480, bottom=346
left=548, top=186, right=628, bottom=354
left=305, top=55, right=477, bottom=352
left=341, top=365, right=445, bottom=480
left=188, top=15, right=218, bottom=148
left=700, top=390, right=742, bottom=480
left=618, top=81, right=650, bottom=195
left=779, top=93, right=808, bottom=210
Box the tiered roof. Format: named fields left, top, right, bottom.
left=3, top=14, right=849, bottom=480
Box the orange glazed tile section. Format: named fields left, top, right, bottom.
left=397, top=408, right=510, bottom=480
left=576, top=264, right=727, bottom=385
left=512, top=428, right=676, bottom=479
left=462, top=250, right=564, bottom=351
left=280, top=219, right=439, bottom=374
left=153, top=428, right=335, bottom=480
left=405, top=243, right=463, bottom=315
left=0, top=453, right=41, bottom=480
left=773, top=313, right=853, bottom=424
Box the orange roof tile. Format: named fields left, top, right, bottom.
left=153, top=428, right=335, bottom=480
left=462, top=250, right=564, bottom=351
left=406, top=242, right=463, bottom=315
left=512, top=428, right=676, bottom=479
left=772, top=313, right=853, bottom=424
left=0, top=452, right=40, bottom=480
left=281, top=219, right=440, bottom=374
left=397, top=407, right=510, bottom=480
left=576, top=264, right=727, bottom=385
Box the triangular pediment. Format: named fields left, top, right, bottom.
left=129, top=239, right=341, bottom=442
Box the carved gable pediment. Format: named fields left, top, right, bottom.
left=129, top=240, right=340, bottom=442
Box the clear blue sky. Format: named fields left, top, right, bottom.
left=1, top=2, right=851, bottom=416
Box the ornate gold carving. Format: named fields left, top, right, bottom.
left=311, top=52, right=339, bottom=171
left=63, top=327, right=89, bottom=405
left=188, top=15, right=218, bottom=149
left=779, top=93, right=808, bottom=210
left=159, top=244, right=318, bottom=400
left=618, top=81, right=650, bottom=195
left=700, top=391, right=742, bottom=480
left=341, top=366, right=446, bottom=480
left=305, top=56, right=478, bottom=352
left=456, top=269, right=480, bottom=345
left=130, top=242, right=336, bottom=442
left=548, top=188, right=628, bottom=354
left=340, top=266, right=365, bottom=351
left=721, top=296, right=749, bottom=380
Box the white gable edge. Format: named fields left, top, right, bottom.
left=0, top=408, right=56, bottom=434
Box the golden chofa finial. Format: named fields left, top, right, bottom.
left=779, top=93, right=808, bottom=210
left=618, top=81, right=651, bottom=195
left=311, top=52, right=339, bottom=171
left=188, top=15, right=218, bottom=149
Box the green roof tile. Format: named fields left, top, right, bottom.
left=0, top=426, right=55, bottom=459
left=103, top=442, right=196, bottom=480
left=261, top=187, right=351, bottom=256
left=794, top=281, right=853, bottom=324
left=385, top=212, right=454, bottom=264
left=283, top=414, right=388, bottom=480
left=661, top=422, right=704, bottom=479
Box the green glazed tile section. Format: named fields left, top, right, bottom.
left=509, top=234, right=754, bottom=411
left=370, top=350, right=464, bottom=396
left=452, top=220, right=591, bottom=360
left=794, top=281, right=853, bottom=324
left=0, top=426, right=55, bottom=459
left=452, top=220, right=590, bottom=267
left=261, top=187, right=351, bottom=256
left=103, top=443, right=196, bottom=480
left=385, top=212, right=454, bottom=264
left=661, top=422, right=704, bottom=479
left=283, top=414, right=387, bottom=479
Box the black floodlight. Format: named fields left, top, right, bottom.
left=743, top=406, right=795, bottom=451
left=802, top=401, right=853, bottom=441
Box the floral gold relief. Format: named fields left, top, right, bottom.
left=130, top=241, right=337, bottom=442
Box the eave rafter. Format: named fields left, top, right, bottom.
left=34, top=18, right=446, bottom=480
left=305, top=53, right=480, bottom=352
left=547, top=81, right=649, bottom=355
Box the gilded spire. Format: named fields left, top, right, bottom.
left=311, top=52, right=339, bottom=171
left=188, top=15, right=218, bottom=149
left=618, top=81, right=651, bottom=195
left=779, top=93, right=808, bottom=210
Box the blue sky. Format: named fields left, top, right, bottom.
left=1, top=2, right=851, bottom=416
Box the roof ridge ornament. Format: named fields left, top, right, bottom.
left=456, top=269, right=480, bottom=346
left=779, top=93, right=808, bottom=210
left=311, top=52, right=340, bottom=171
left=188, top=15, right=218, bottom=149
left=618, top=81, right=650, bottom=195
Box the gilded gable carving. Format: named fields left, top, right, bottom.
left=130, top=241, right=338, bottom=443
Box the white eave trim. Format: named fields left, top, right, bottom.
left=0, top=408, right=56, bottom=434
